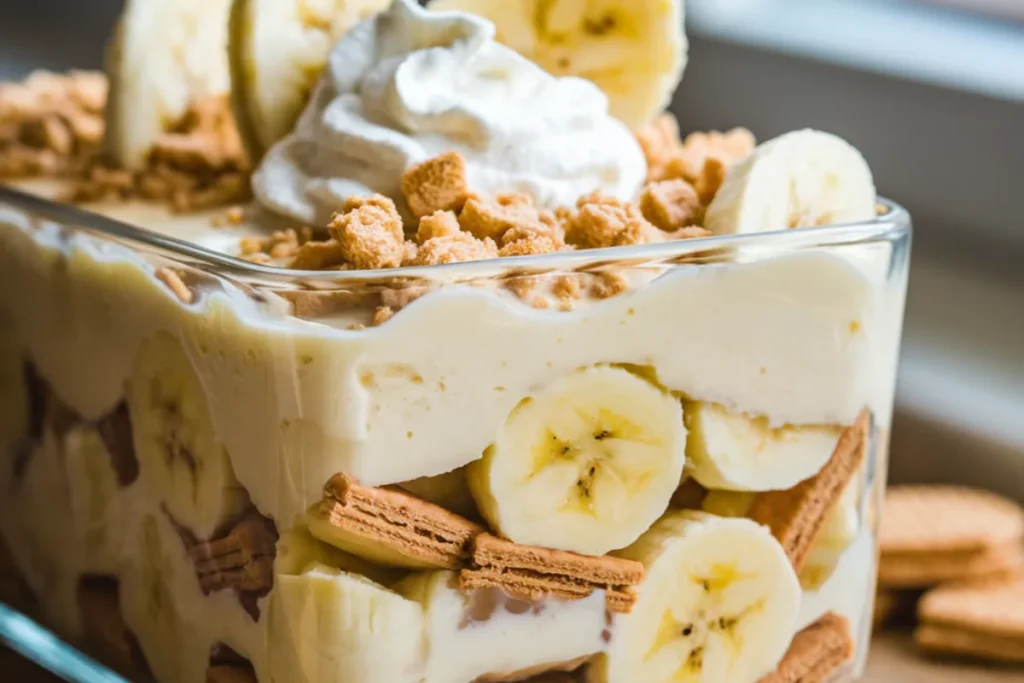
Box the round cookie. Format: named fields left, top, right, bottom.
left=880, top=485, right=1024, bottom=553
left=878, top=485, right=1024, bottom=589
left=915, top=576, right=1024, bottom=663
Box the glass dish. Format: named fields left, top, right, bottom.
left=0, top=183, right=910, bottom=683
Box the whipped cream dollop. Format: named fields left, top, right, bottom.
left=252, top=0, right=647, bottom=226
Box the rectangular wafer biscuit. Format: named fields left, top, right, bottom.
left=189, top=511, right=279, bottom=594
left=315, top=473, right=484, bottom=569
left=758, top=612, right=854, bottom=683
left=748, top=410, right=870, bottom=573
left=460, top=533, right=644, bottom=613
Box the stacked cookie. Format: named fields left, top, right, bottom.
left=876, top=485, right=1024, bottom=663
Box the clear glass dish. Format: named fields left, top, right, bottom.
left=0, top=183, right=910, bottom=683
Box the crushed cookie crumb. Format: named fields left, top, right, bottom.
left=592, top=272, right=629, bottom=299
left=67, top=94, right=250, bottom=211
left=401, top=151, right=470, bottom=219
left=635, top=113, right=681, bottom=170
left=0, top=70, right=107, bottom=179
left=499, top=215, right=567, bottom=257
left=638, top=119, right=754, bottom=192
left=155, top=267, right=194, bottom=304
left=289, top=240, right=347, bottom=270
left=640, top=179, right=703, bottom=231
left=373, top=306, right=395, bottom=326
left=458, top=193, right=539, bottom=242
left=694, top=155, right=728, bottom=205
left=564, top=193, right=663, bottom=249
left=328, top=194, right=405, bottom=270
left=412, top=233, right=498, bottom=266
left=416, top=210, right=461, bottom=243
left=212, top=205, right=245, bottom=227
left=666, top=225, right=712, bottom=241
left=381, top=283, right=435, bottom=312
left=552, top=274, right=584, bottom=301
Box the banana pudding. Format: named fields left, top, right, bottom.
left=0, top=1, right=908, bottom=682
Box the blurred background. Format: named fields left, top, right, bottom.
left=1, top=0, right=1022, bottom=500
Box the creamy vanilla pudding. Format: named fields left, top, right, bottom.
left=0, top=1, right=908, bottom=682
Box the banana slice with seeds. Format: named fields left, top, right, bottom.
left=128, top=330, right=250, bottom=538
left=228, top=0, right=391, bottom=159
left=592, top=510, right=800, bottom=682
left=429, top=0, right=687, bottom=129
left=468, top=365, right=686, bottom=556
left=104, top=0, right=234, bottom=170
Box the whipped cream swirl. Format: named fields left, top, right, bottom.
left=252, top=0, right=647, bottom=226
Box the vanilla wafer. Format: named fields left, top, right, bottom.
left=307, top=473, right=484, bottom=570
left=189, top=510, right=279, bottom=594
left=915, top=575, right=1024, bottom=663
left=879, top=541, right=1024, bottom=588
left=878, top=484, right=1024, bottom=588
left=758, top=612, right=854, bottom=683
left=460, top=533, right=644, bottom=613
left=748, top=410, right=870, bottom=572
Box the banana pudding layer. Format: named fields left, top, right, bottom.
left=0, top=1, right=909, bottom=682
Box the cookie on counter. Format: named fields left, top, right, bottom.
left=878, top=485, right=1024, bottom=589
left=915, top=575, right=1024, bottom=664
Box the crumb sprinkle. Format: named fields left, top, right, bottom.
left=155, top=267, right=194, bottom=304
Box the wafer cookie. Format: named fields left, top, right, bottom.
left=878, top=485, right=1024, bottom=588
left=307, top=473, right=484, bottom=569
left=758, top=612, right=854, bottom=683
left=915, top=575, right=1024, bottom=663
left=881, top=485, right=1024, bottom=554
left=189, top=510, right=278, bottom=594
left=460, top=533, right=644, bottom=613
left=879, top=542, right=1024, bottom=588
left=748, top=410, right=870, bottom=572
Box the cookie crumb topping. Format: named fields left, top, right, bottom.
left=67, top=95, right=250, bottom=212
left=0, top=70, right=106, bottom=178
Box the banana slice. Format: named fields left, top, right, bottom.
left=104, top=0, right=234, bottom=169
left=127, top=330, right=250, bottom=538
left=700, top=480, right=862, bottom=591
left=119, top=514, right=213, bottom=683
left=429, top=0, right=686, bottom=129
left=395, top=570, right=606, bottom=682
left=593, top=510, right=800, bottom=683
left=267, top=561, right=426, bottom=683
left=228, top=0, right=391, bottom=159
left=64, top=426, right=125, bottom=574
left=468, top=365, right=686, bottom=556
left=0, top=431, right=84, bottom=637
left=684, top=401, right=843, bottom=492
left=276, top=525, right=404, bottom=586
left=798, top=477, right=861, bottom=590
left=703, top=129, right=876, bottom=236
